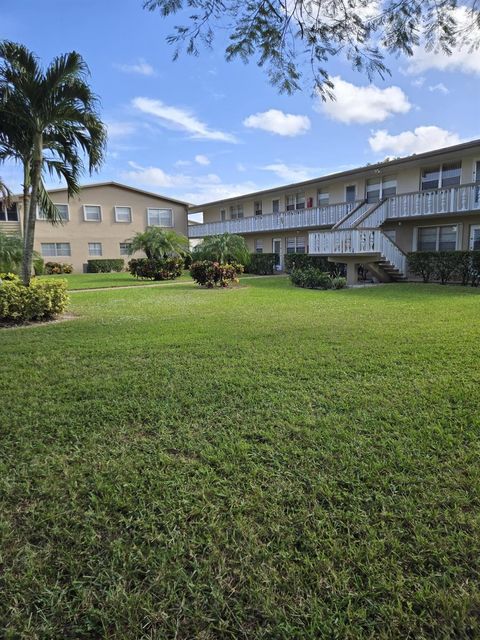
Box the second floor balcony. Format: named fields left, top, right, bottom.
left=189, top=183, right=480, bottom=238
left=188, top=202, right=357, bottom=238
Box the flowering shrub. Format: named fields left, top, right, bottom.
left=190, top=260, right=243, bottom=288
left=45, top=262, right=73, bottom=275
left=128, top=257, right=183, bottom=280
left=0, top=278, right=69, bottom=324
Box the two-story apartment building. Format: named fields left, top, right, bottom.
left=188, top=139, right=480, bottom=284
left=0, top=182, right=189, bottom=273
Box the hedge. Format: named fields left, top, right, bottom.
left=190, top=261, right=243, bottom=288
left=407, top=251, right=480, bottom=285
left=0, top=276, right=69, bottom=324
left=284, top=254, right=345, bottom=275
left=290, top=267, right=347, bottom=290
left=246, top=253, right=277, bottom=275
left=87, top=259, right=124, bottom=273
left=45, top=261, right=73, bottom=275
left=128, top=257, right=183, bottom=280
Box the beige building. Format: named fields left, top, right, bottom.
left=189, top=139, right=480, bottom=283
left=1, top=182, right=189, bottom=273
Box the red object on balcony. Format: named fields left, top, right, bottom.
left=307, top=197, right=313, bottom=208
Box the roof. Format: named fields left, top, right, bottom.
left=20, top=181, right=191, bottom=207
left=188, top=137, right=480, bottom=211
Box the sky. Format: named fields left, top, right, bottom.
left=2, top=0, right=480, bottom=219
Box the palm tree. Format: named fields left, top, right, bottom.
left=0, top=231, right=23, bottom=272
left=192, top=233, right=250, bottom=265
left=128, top=227, right=189, bottom=260
left=0, top=176, right=11, bottom=211
left=0, top=41, right=106, bottom=285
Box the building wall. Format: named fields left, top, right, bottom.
left=17, top=184, right=188, bottom=273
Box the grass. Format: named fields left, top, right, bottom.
left=1, top=278, right=480, bottom=639
left=38, top=270, right=193, bottom=290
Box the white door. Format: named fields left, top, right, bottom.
left=473, top=161, right=480, bottom=207
left=272, top=238, right=282, bottom=270
left=470, top=225, right=480, bottom=250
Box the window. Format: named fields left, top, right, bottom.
left=346, top=185, right=356, bottom=203
left=421, top=162, right=461, bottom=190
left=317, top=189, right=329, bottom=207
left=286, top=193, right=305, bottom=211
left=119, top=242, right=131, bottom=256
left=83, top=205, right=102, bottom=221
left=88, top=242, right=102, bottom=256
left=220, top=209, right=226, bottom=221
left=115, top=206, right=132, bottom=223
left=230, top=204, right=244, bottom=220
left=272, top=199, right=280, bottom=213
left=147, top=208, right=173, bottom=227
left=41, top=242, right=71, bottom=257
left=0, top=203, right=18, bottom=222
left=255, top=240, right=264, bottom=254
left=470, top=225, right=480, bottom=250
left=37, top=203, right=69, bottom=221
left=254, top=201, right=262, bottom=216
left=416, top=225, right=458, bottom=251
left=366, top=176, right=397, bottom=203
left=286, top=236, right=306, bottom=254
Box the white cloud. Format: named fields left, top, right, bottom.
left=318, top=76, right=411, bottom=124
left=132, top=97, right=238, bottom=143
left=174, top=159, right=192, bottom=167
left=243, top=109, right=311, bottom=137
left=106, top=121, right=137, bottom=138
left=404, top=6, right=480, bottom=76
left=411, top=77, right=425, bottom=88
left=369, top=126, right=462, bottom=156
left=428, top=83, right=450, bottom=95
left=195, top=154, right=210, bottom=166
left=115, top=59, right=156, bottom=76
left=121, top=161, right=262, bottom=204
left=262, top=162, right=318, bottom=182
left=236, top=162, right=246, bottom=172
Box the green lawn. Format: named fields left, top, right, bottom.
left=1, top=278, right=480, bottom=639
left=38, top=270, right=193, bottom=290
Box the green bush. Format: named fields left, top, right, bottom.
left=290, top=267, right=332, bottom=289
left=330, top=276, right=348, bottom=289
left=284, top=254, right=345, bottom=275
left=87, top=259, right=124, bottom=273
left=128, top=257, right=183, bottom=280
left=190, top=260, right=243, bottom=288
left=246, top=253, right=277, bottom=275
left=33, top=255, right=45, bottom=275
left=0, top=272, right=20, bottom=282
left=0, top=278, right=69, bottom=324
left=407, top=252, right=437, bottom=282
left=45, top=261, right=73, bottom=275
left=408, top=251, right=480, bottom=285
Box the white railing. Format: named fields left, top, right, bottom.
left=358, top=183, right=480, bottom=228
left=336, top=201, right=372, bottom=229
left=188, top=202, right=355, bottom=238
left=379, top=234, right=407, bottom=274
left=309, top=228, right=381, bottom=255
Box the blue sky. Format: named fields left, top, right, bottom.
left=2, top=0, right=480, bottom=213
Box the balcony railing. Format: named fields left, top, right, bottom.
left=188, top=202, right=356, bottom=238
left=309, top=228, right=381, bottom=256
left=358, top=183, right=480, bottom=228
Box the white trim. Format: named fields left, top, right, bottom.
left=36, top=203, right=70, bottom=221
left=147, top=207, right=174, bottom=227
left=469, top=224, right=480, bottom=250
left=40, top=241, right=71, bottom=257
left=272, top=237, right=283, bottom=270
left=114, top=205, right=132, bottom=223
left=345, top=184, right=356, bottom=203
left=83, top=204, right=102, bottom=222
left=88, top=242, right=103, bottom=256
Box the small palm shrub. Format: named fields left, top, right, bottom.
left=0, top=278, right=69, bottom=324
left=330, top=276, right=348, bottom=289
left=128, top=257, right=183, bottom=280
left=190, top=261, right=243, bottom=288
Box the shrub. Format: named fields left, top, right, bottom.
left=128, top=257, right=183, bottom=280
left=33, top=255, right=45, bottom=275
left=330, top=276, right=348, bottom=289
left=433, top=251, right=462, bottom=285
left=183, top=253, right=192, bottom=270
left=0, top=278, right=69, bottom=324
left=190, top=260, right=243, bottom=288
left=290, top=267, right=332, bottom=289
left=45, top=261, right=73, bottom=275
left=87, top=259, right=124, bottom=273
left=471, top=251, right=480, bottom=286
left=0, top=272, right=20, bottom=282
left=192, top=234, right=250, bottom=266
left=246, top=253, right=276, bottom=275
left=284, top=254, right=345, bottom=275
left=61, top=263, right=73, bottom=274
left=407, top=252, right=437, bottom=282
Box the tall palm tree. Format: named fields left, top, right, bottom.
left=192, top=233, right=250, bottom=265
left=0, top=41, right=106, bottom=285
left=128, top=227, right=190, bottom=260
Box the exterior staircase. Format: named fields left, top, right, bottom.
left=309, top=196, right=408, bottom=282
